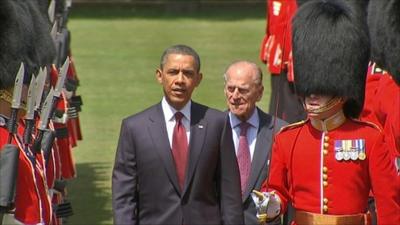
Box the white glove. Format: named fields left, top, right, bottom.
left=251, top=190, right=281, bottom=223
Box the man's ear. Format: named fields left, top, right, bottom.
left=156, top=69, right=163, bottom=84
left=256, top=85, right=264, bottom=102
left=195, top=72, right=203, bottom=87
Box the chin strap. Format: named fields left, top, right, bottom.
left=305, top=97, right=344, bottom=115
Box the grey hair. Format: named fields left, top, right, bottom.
left=223, top=60, right=263, bottom=85
left=160, top=44, right=201, bottom=72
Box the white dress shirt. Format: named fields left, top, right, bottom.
left=161, top=97, right=191, bottom=149
left=229, top=109, right=259, bottom=161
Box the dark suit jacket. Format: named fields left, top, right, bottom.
left=112, top=101, right=244, bottom=225
left=229, top=108, right=287, bottom=225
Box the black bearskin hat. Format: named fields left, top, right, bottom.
left=296, top=0, right=369, bottom=13
left=0, top=0, right=31, bottom=89
left=35, top=0, right=51, bottom=15
left=292, top=0, right=370, bottom=118
left=368, top=0, right=400, bottom=85
left=0, top=0, right=55, bottom=89
left=26, top=0, right=57, bottom=67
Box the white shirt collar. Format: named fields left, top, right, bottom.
left=229, top=108, right=259, bottom=129
left=161, top=97, right=191, bottom=122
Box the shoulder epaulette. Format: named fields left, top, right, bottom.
left=278, top=119, right=308, bottom=133
left=351, top=118, right=383, bottom=133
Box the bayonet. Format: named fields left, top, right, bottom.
left=46, top=58, right=69, bottom=126
left=50, top=22, right=58, bottom=44
left=7, top=63, right=25, bottom=143
left=38, top=88, right=54, bottom=131
left=23, top=77, right=36, bottom=145
left=25, top=77, right=36, bottom=120
left=11, top=63, right=24, bottom=109
left=32, top=88, right=54, bottom=153
left=66, top=0, right=72, bottom=8
left=34, top=67, right=47, bottom=112
left=48, top=0, right=55, bottom=24
left=54, top=57, right=69, bottom=98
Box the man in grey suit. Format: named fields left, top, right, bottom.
left=224, top=61, right=287, bottom=225
left=112, top=45, right=244, bottom=225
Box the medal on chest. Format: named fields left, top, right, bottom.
left=334, top=139, right=366, bottom=161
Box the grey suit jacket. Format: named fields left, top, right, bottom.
left=112, top=101, right=244, bottom=225
left=229, top=108, right=287, bottom=225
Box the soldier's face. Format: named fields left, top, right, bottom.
left=305, top=94, right=333, bottom=111
left=305, top=94, right=343, bottom=119
left=224, top=65, right=263, bottom=121
left=156, top=54, right=202, bottom=110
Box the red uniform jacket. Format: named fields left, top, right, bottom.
left=0, top=121, right=52, bottom=224
left=263, top=118, right=400, bottom=225
left=362, top=62, right=400, bottom=157
left=46, top=121, right=63, bottom=189
left=260, top=0, right=297, bottom=78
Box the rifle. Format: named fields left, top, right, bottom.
left=32, top=88, right=54, bottom=154
left=51, top=0, right=71, bottom=69
left=23, top=77, right=36, bottom=149
left=32, top=58, right=69, bottom=155
left=21, top=76, right=40, bottom=168
left=33, top=68, right=56, bottom=164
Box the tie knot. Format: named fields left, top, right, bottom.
left=240, top=122, right=250, bottom=136
left=175, top=112, right=184, bottom=121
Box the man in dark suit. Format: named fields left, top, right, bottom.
left=112, top=45, right=243, bottom=225
left=223, top=60, right=287, bottom=225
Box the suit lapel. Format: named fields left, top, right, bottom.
left=182, top=103, right=207, bottom=195
left=242, top=109, right=273, bottom=202
left=147, top=103, right=181, bottom=194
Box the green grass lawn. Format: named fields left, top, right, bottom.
left=67, top=5, right=269, bottom=224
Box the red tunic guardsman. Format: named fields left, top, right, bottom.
left=260, top=0, right=306, bottom=124
left=252, top=1, right=400, bottom=225
left=0, top=79, right=52, bottom=225
left=50, top=64, right=76, bottom=180
left=65, top=54, right=83, bottom=147
left=362, top=64, right=400, bottom=158
left=16, top=119, right=53, bottom=225
left=361, top=0, right=400, bottom=170
left=260, top=0, right=296, bottom=76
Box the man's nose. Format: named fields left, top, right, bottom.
left=309, top=94, right=318, bottom=99
left=176, top=72, right=185, bottom=83
left=232, top=88, right=241, bottom=98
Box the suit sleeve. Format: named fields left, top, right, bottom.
left=368, top=133, right=400, bottom=224
left=219, top=116, right=244, bottom=225
left=112, top=120, right=138, bottom=225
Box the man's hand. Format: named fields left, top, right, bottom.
left=251, top=190, right=281, bottom=224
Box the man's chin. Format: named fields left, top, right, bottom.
left=230, top=109, right=245, bottom=117
left=166, top=97, right=189, bottom=109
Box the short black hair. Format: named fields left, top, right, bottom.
left=160, top=44, right=201, bottom=73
